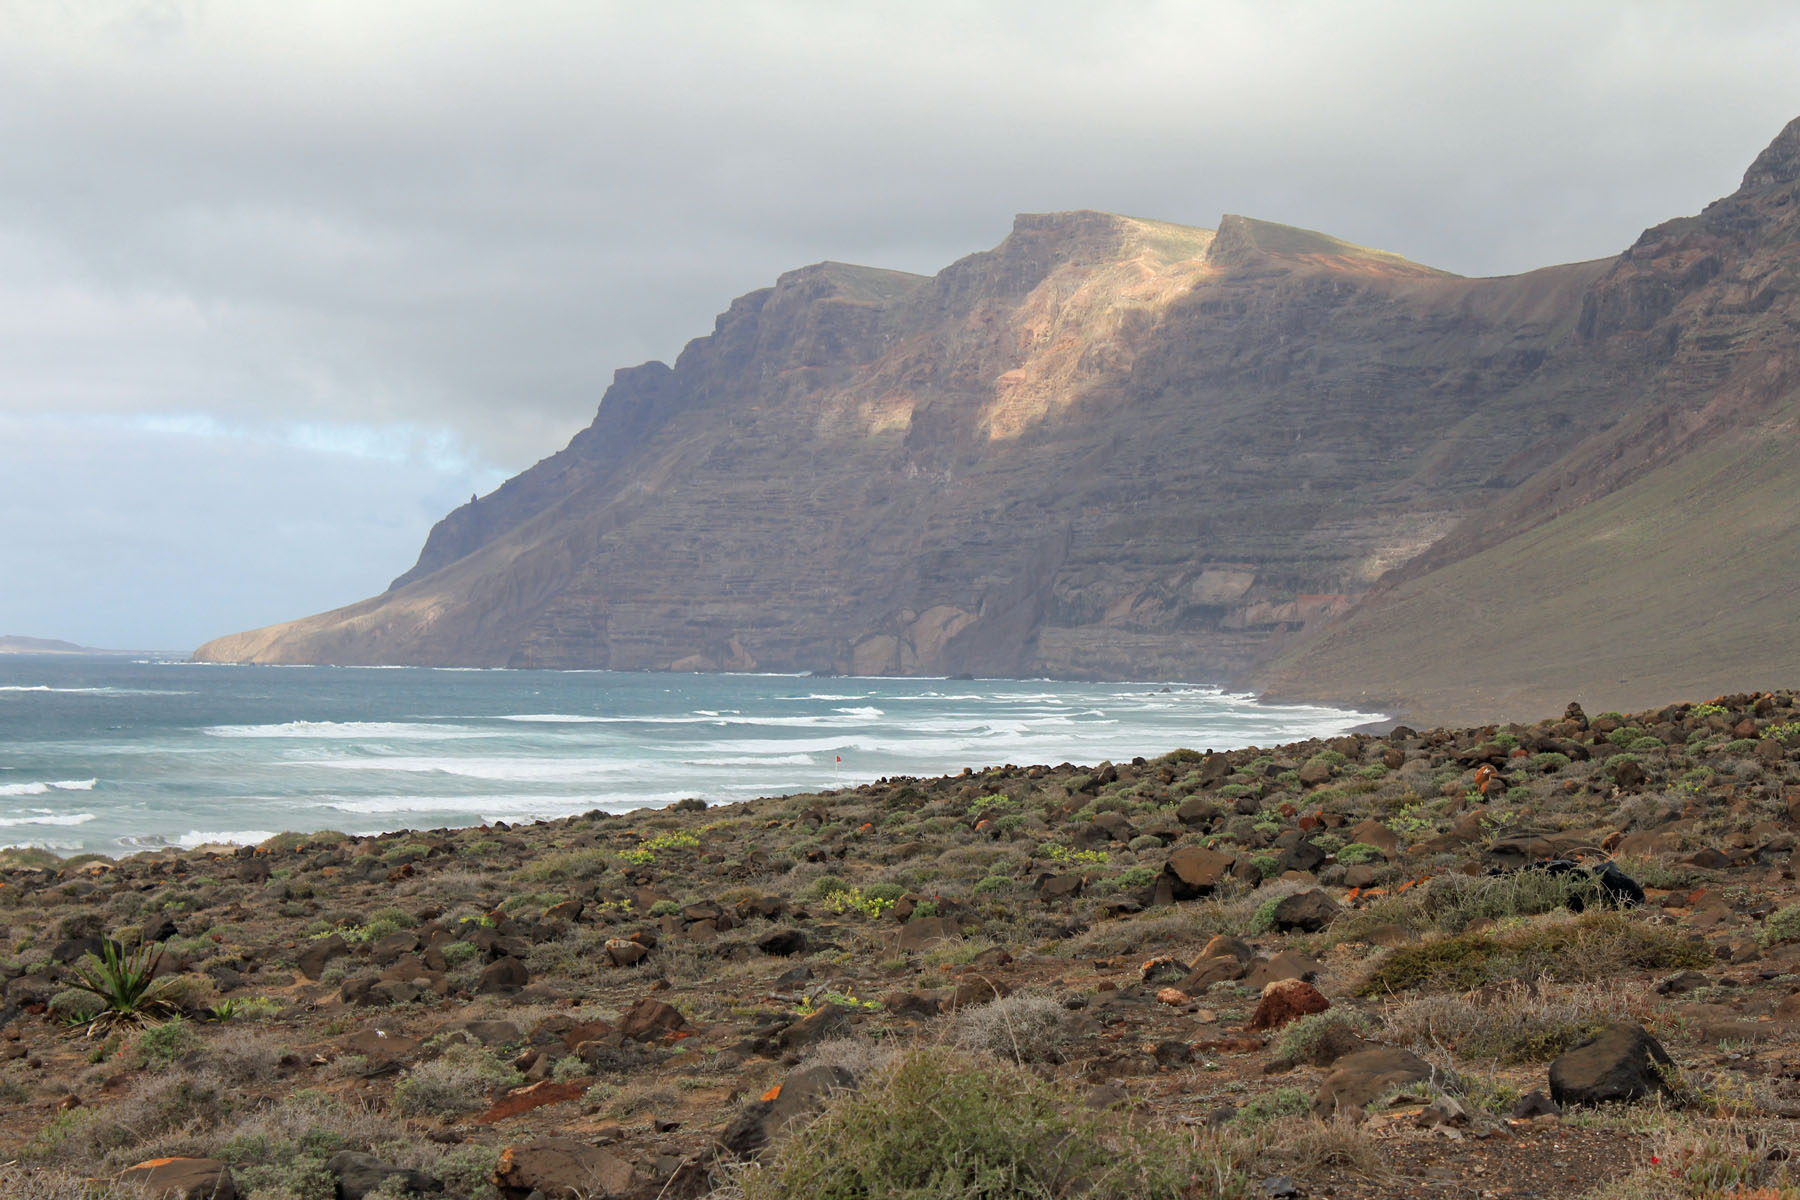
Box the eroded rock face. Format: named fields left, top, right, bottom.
left=179, top=213, right=1596, bottom=681
left=193, top=120, right=1800, bottom=713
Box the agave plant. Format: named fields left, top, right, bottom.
left=67, top=940, right=177, bottom=1033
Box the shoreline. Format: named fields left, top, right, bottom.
left=1, top=663, right=1390, bottom=861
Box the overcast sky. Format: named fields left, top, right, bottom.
left=2, top=1, right=1797, bottom=651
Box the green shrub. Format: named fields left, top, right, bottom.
left=515, top=848, right=611, bottom=882
left=1270, top=1009, right=1376, bottom=1066
left=1230, top=1087, right=1311, bottom=1129
left=1335, top=842, right=1381, bottom=866
left=1247, top=896, right=1282, bottom=935
left=1761, top=904, right=1800, bottom=947
left=1115, top=865, right=1157, bottom=889
left=809, top=875, right=850, bottom=900
left=132, top=1017, right=199, bottom=1067
left=1359, top=911, right=1710, bottom=995
left=394, top=1043, right=522, bottom=1117
left=441, top=941, right=481, bottom=967
left=48, top=988, right=104, bottom=1024
left=738, top=1048, right=1236, bottom=1200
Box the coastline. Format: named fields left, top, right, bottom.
left=1, top=661, right=1386, bottom=859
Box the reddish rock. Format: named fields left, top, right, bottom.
left=295, top=934, right=347, bottom=981
left=1246, top=978, right=1329, bottom=1031
left=778, top=1002, right=853, bottom=1052
left=1198, top=934, right=1254, bottom=963
left=1177, top=956, right=1247, bottom=993
left=618, top=996, right=690, bottom=1042
left=1164, top=847, right=1233, bottom=897
left=476, top=1079, right=590, bottom=1124
left=1347, top=818, right=1399, bottom=856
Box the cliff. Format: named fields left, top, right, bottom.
left=197, top=119, right=1800, bottom=722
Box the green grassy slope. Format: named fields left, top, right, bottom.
left=1256, top=416, right=1800, bottom=727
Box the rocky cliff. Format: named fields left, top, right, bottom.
left=196, top=119, right=1800, bottom=722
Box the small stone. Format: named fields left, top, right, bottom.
left=1509, top=1089, right=1562, bottom=1119
left=756, top=928, right=809, bottom=957
left=604, top=938, right=649, bottom=967
left=325, top=1150, right=442, bottom=1199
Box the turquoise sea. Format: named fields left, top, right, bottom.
left=0, top=657, right=1380, bottom=856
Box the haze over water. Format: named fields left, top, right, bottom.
left=0, top=657, right=1380, bottom=856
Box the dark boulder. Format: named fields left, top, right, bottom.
left=1548, top=1022, right=1673, bottom=1106
left=1270, top=889, right=1340, bottom=933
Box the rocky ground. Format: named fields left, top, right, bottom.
left=4, top=691, right=1800, bottom=1198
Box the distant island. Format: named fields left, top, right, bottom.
left=0, top=635, right=121, bottom=655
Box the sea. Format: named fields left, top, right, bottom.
left=0, top=656, right=1382, bottom=857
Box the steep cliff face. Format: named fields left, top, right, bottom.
left=1255, top=116, right=1800, bottom=723
left=196, top=119, right=1800, bottom=715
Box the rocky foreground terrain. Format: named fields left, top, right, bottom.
left=7, top=689, right=1800, bottom=1198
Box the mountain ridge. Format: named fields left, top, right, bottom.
left=195, top=119, right=1800, bottom=725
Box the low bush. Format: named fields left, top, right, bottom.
left=1761, top=903, right=1800, bottom=946
left=1357, top=911, right=1710, bottom=995
left=736, top=1047, right=1243, bottom=1200
left=1270, top=1008, right=1378, bottom=1066
left=954, top=991, right=1071, bottom=1064
left=1383, top=981, right=1629, bottom=1064
left=1231, top=1087, right=1311, bottom=1129
left=1334, top=869, right=1617, bottom=943
left=393, top=1042, right=521, bottom=1118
